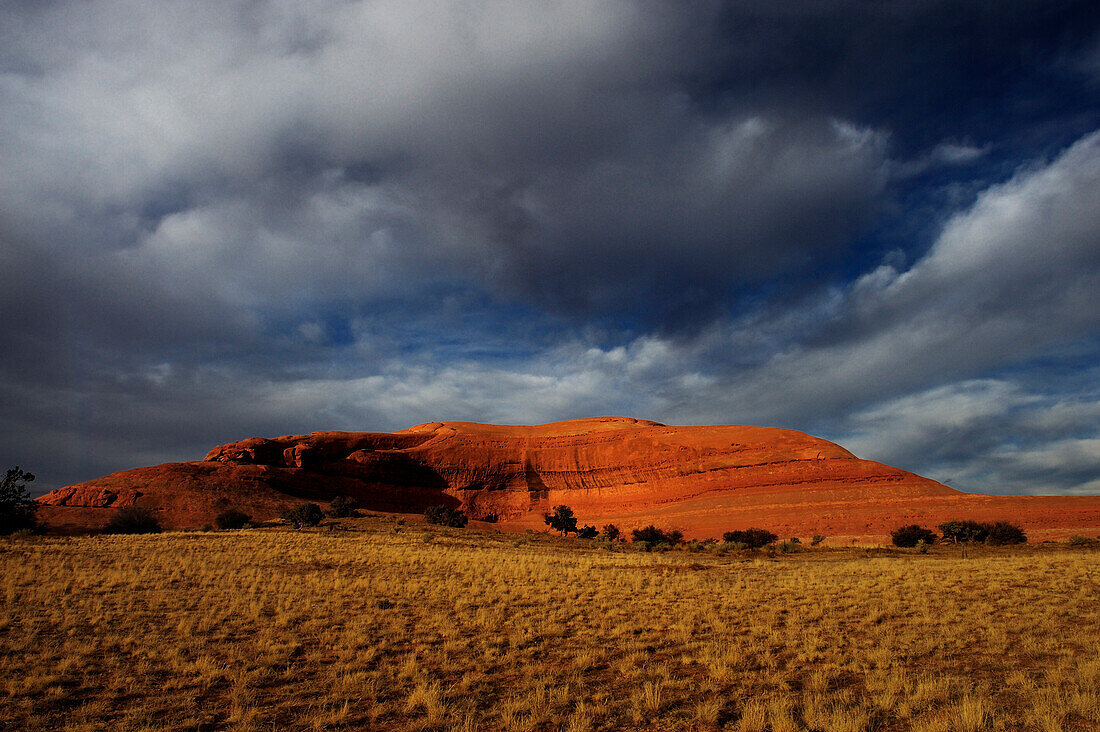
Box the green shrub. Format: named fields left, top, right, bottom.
left=577, top=525, right=598, bottom=539
left=985, top=521, right=1027, bottom=545
left=326, top=495, right=360, bottom=518
left=0, top=466, right=38, bottom=535
left=1067, top=535, right=1096, bottom=546
left=543, top=505, right=578, bottom=535
left=811, top=535, right=826, bottom=546
left=938, top=520, right=989, bottom=543
left=721, top=528, right=778, bottom=549
left=938, top=519, right=1027, bottom=545
left=424, top=504, right=468, bottom=528
left=215, top=509, right=251, bottom=530
left=104, top=506, right=162, bottom=535
left=602, top=523, right=621, bottom=541
left=630, top=526, right=682, bottom=545
left=891, top=524, right=937, bottom=548
left=282, top=503, right=324, bottom=528
left=778, top=539, right=802, bottom=553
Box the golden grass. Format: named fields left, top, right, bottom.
left=1, top=518, right=1098, bottom=730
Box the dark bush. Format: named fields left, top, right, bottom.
left=938, top=520, right=989, bottom=543
left=985, top=521, right=1027, bottom=545
left=424, top=504, right=468, bottom=528
left=891, top=524, right=937, bottom=548
left=282, top=503, right=324, bottom=528
left=104, top=506, right=162, bottom=535
left=215, top=509, right=251, bottom=530
left=577, top=524, right=598, bottom=539
left=811, top=535, right=826, bottom=546
left=0, top=466, right=38, bottom=535
left=326, top=495, right=360, bottom=518
left=602, top=523, right=621, bottom=541
left=721, top=528, right=778, bottom=549
left=543, top=505, right=578, bottom=535
left=631, top=525, right=682, bottom=545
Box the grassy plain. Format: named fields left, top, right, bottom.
left=2, top=517, right=1099, bottom=731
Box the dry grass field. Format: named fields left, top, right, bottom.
left=2, top=517, right=1099, bottom=731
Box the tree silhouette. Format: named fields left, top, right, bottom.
left=0, top=466, right=38, bottom=534
left=543, top=505, right=578, bottom=536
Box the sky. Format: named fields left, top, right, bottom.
left=2, top=1, right=1099, bottom=497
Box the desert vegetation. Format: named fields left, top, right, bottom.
left=102, top=506, right=162, bottom=535
left=891, top=521, right=1027, bottom=548
left=281, top=503, right=324, bottom=529
left=2, top=516, right=1099, bottom=731
left=0, top=466, right=38, bottom=535
left=425, top=505, right=469, bottom=528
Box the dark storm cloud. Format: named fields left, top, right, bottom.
left=1, top=1, right=1098, bottom=495
left=694, top=1, right=1100, bottom=150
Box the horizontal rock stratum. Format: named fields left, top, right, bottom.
left=37, top=417, right=1100, bottom=541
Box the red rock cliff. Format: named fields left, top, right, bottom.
left=37, top=417, right=1100, bottom=539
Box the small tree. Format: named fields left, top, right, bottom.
left=938, top=520, right=989, bottom=543
left=282, top=503, right=324, bottom=528
left=602, top=523, right=621, bottom=541
left=326, top=495, right=360, bottom=518
left=104, top=506, right=162, bottom=534
left=985, top=521, right=1026, bottom=545
left=543, top=505, right=578, bottom=536
left=722, top=528, right=778, bottom=549
left=424, top=505, right=468, bottom=528
left=891, top=524, right=937, bottom=548
left=0, top=466, right=38, bottom=535
left=215, top=509, right=251, bottom=530
left=577, top=524, right=598, bottom=539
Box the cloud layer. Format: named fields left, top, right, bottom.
left=1, top=1, right=1098, bottom=495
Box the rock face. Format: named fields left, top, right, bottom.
left=37, top=417, right=1100, bottom=539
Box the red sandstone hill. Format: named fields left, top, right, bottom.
left=37, top=417, right=1100, bottom=541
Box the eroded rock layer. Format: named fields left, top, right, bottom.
left=37, top=417, right=1100, bottom=539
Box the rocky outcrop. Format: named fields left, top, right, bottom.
left=36, top=417, right=1100, bottom=539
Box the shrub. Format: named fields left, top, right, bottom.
left=602, top=523, right=621, bottom=541
left=577, top=525, right=598, bottom=539
left=891, top=524, right=937, bottom=548
left=985, top=521, right=1027, bottom=545
left=721, top=528, right=778, bottom=549
left=938, top=520, right=989, bottom=543
left=1067, top=535, right=1096, bottom=546
left=631, top=526, right=682, bottom=545
left=282, top=503, right=324, bottom=528
left=215, top=509, right=251, bottom=530
left=326, top=495, right=361, bottom=518
left=1, top=466, right=38, bottom=535
left=778, top=539, right=802, bottom=553
left=424, top=504, right=468, bottom=528
left=104, top=506, right=162, bottom=535
left=543, top=505, right=578, bottom=536
left=811, top=535, right=826, bottom=546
